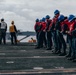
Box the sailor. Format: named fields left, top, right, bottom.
left=57, top=15, right=67, bottom=56
left=0, top=18, right=7, bottom=44
left=9, top=21, right=17, bottom=45
left=40, top=17, right=47, bottom=48
left=66, top=15, right=76, bottom=61
left=45, top=15, right=52, bottom=50
left=34, top=18, right=41, bottom=48
left=51, top=10, right=60, bottom=53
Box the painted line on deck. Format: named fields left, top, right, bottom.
left=0, top=53, right=5, bottom=55
left=33, top=67, right=43, bottom=70
left=0, top=56, right=65, bottom=59
left=0, top=68, right=76, bottom=74
left=0, top=50, right=50, bottom=53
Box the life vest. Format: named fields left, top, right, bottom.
left=9, top=25, right=15, bottom=32
left=52, top=17, right=58, bottom=24
left=64, top=19, right=71, bottom=31
left=1, top=22, right=7, bottom=30
left=34, top=22, right=41, bottom=32
left=66, top=21, right=76, bottom=35
left=64, top=20, right=69, bottom=29
left=41, top=22, right=46, bottom=31
left=48, top=21, right=53, bottom=31
left=69, top=22, right=75, bottom=32
left=51, top=17, right=59, bottom=31
left=60, top=20, right=69, bottom=34
left=60, top=21, right=64, bottom=31
left=46, top=19, right=52, bottom=31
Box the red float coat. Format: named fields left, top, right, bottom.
left=69, top=22, right=75, bottom=32
left=40, top=22, right=46, bottom=31
left=60, top=19, right=69, bottom=32
left=34, top=22, right=41, bottom=32
left=46, top=19, right=52, bottom=31
left=51, top=16, right=58, bottom=31
left=52, top=17, right=58, bottom=24
left=64, top=19, right=70, bottom=30
left=68, top=21, right=76, bottom=35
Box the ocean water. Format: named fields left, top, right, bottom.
left=17, top=35, right=36, bottom=42
left=6, top=35, right=36, bottom=43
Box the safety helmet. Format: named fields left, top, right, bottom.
left=58, top=15, right=64, bottom=22
left=36, top=18, right=39, bottom=22
left=42, top=17, right=46, bottom=22
left=68, top=14, right=75, bottom=22
left=54, top=10, right=60, bottom=15
left=46, top=15, right=50, bottom=19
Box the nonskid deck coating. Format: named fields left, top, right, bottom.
left=0, top=43, right=76, bottom=74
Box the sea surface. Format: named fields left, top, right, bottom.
left=6, top=35, right=36, bottom=43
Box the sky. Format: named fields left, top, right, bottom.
left=0, top=0, right=76, bottom=32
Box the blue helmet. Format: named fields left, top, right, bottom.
left=58, top=15, right=64, bottom=22
left=54, top=10, right=60, bottom=15
left=68, top=14, right=75, bottom=22
left=36, top=18, right=39, bottom=22
left=42, top=17, right=46, bottom=22
left=46, top=15, right=50, bottom=19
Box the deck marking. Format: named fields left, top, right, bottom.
left=33, top=67, right=43, bottom=70
left=6, top=61, right=14, bottom=64
left=20, top=50, right=26, bottom=52
left=0, top=56, right=65, bottom=59
left=0, top=53, right=5, bottom=55
left=33, top=56, right=40, bottom=58
left=55, top=67, right=64, bottom=69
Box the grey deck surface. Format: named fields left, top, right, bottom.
left=0, top=43, right=76, bottom=75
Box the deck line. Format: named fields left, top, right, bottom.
left=0, top=68, right=76, bottom=74
left=0, top=56, right=65, bottom=59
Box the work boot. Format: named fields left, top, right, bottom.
left=65, top=54, right=71, bottom=58
left=59, top=53, right=66, bottom=56
left=56, top=50, right=61, bottom=54
left=35, top=46, right=40, bottom=49
left=46, top=48, right=52, bottom=50
left=67, top=57, right=75, bottom=60
left=72, top=59, right=76, bottom=62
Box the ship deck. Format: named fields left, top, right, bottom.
left=0, top=42, right=76, bottom=75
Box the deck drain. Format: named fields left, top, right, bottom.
left=6, top=61, right=14, bottom=64
left=33, top=67, right=43, bottom=70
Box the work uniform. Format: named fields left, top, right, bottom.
left=9, top=24, right=17, bottom=45
left=58, top=20, right=68, bottom=55
left=34, top=21, right=41, bottom=48
left=0, top=21, right=7, bottom=44
left=51, top=16, right=60, bottom=53
left=40, top=21, right=47, bottom=47
left=46, top=19, right=52, bottom=50
left=51, top=10, right=60, bottom=53
left=72, top=29, right=76, bottom=60
left=68, top=21, right=76, bottom=59
left=55, top=20, right=62, bottom=53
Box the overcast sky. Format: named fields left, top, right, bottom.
left=0, top=0, right=76, bottom=31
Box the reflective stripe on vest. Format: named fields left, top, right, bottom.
left=1, top=22, right=7, bottom=29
